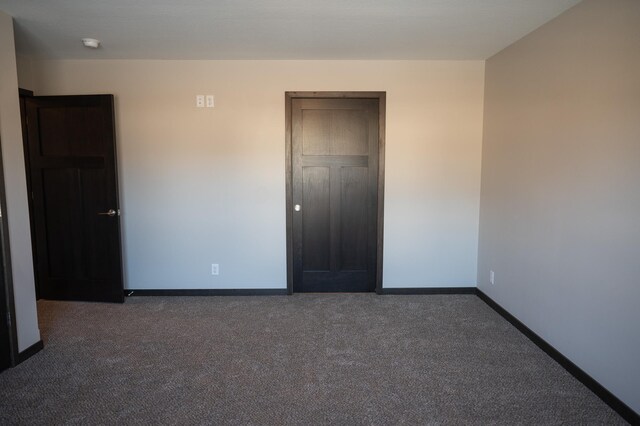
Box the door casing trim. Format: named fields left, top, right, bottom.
left=285, top=91, right=386, bottom=294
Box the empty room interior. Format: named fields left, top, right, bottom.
left=0, top=0, right=639, bottom=424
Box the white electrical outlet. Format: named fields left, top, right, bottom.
left=211, top=263, right=219, bottom=275
left=196, top=95, right=205, bottom=108
left=490, top=270, right=495, bottom=285
left=206, top=95, right=215, bottom=108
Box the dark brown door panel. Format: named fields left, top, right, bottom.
left=287, top=93, right=385, bottom=293
left=25, top=95, right=124, bottom=303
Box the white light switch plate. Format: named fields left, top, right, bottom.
left=206, top=95, right=214, bottom=108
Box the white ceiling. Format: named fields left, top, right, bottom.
left=0, top=0, right=581, bottom=60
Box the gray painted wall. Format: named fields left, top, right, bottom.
left=478, top=0, right=640, bottom=413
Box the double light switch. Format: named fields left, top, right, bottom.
left=196, top=95, right=215, bottom=108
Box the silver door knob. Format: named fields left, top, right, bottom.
left=98, top=209, right=117, bottom=217
left=294, top=204, right=301, bottom=212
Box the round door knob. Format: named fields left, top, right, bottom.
left=294, top=204, right=301, bottom=212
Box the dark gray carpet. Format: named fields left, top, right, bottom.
left=0, top=294, right=625, bottom=425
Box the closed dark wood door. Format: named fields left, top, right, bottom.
left=25, top=95, right=124, bottom=303
left=290, top=96, right=381, bottom=292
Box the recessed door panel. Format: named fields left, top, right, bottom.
left=42, top=168, right=82, bottom=278
left=340, top=167, right=368, bottom=271
left=302, top=167, right=331, bottom=271
left=38, top=106, right=106, bottom=157
left=302, top=109, right=369, bottom=156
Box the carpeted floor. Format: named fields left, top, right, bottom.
left=0, top=294, right=625, bottom=425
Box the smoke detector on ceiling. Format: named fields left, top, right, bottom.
left=81, top=38, right=100, bottom=49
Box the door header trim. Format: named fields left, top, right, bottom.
left=286, top=91, right=386, bottom=100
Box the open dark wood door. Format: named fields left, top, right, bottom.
left=0, top=134, right=16, bottom=371
left=287, top=93, right=385, bottom=293
left=0, top=237, right=11, bottom=372
left=24, top=95, right=124, bottom=303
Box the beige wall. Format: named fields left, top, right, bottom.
left=478, top=0, right=640, bottom=412
left=30, top=60, right=485, bottom=290
left=15, top=55, right=35, bottom=91
left=0, top=12, right=40, bottom=352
